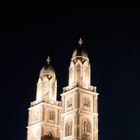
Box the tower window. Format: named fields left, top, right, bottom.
left=65, top=121, right=72, bottom=136
left=67, top=98, right=72, bottom=108
left=83, top=98, right=90, bottom=108
left=82, top=119, right=91, bottom=133
left=49, top=112, right=55, bottom=121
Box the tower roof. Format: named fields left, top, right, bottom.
left=40, top=56, right=55, bottom=77
left=72, top=38, right=88, bottom=58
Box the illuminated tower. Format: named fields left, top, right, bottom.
left=27, top=57, right=61, bottom=140
left=36, top=56, right=57, bottom=102
left=60, top=38, right=98, bottom=140
left=26, top=38, right=99, bottom=140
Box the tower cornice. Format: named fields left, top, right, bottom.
left=61, top=86, right=98, bottom=97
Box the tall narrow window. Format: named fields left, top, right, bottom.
left=65, top=120, right=72, bottom=136
left=76, top=64, right=81, bottom=86
left=49, top=112, right=55, bottom=121
left=82, top=119, right=91, bottom=133
left=67, top=98, right=72, bottom=108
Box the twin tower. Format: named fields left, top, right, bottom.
left=27, top=39, right=99, bottom=140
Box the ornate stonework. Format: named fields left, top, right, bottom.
left=27, top=39, right=99, bottom=140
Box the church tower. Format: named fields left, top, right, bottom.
left=26, top=38, right=99, bottom=140
left=60, top=38, right=98, bottom=140
left=27, top=57, right=61, bottom=140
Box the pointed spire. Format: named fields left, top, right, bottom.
left=46, top=56, right=50, bottom=64
left=78, top=37, right=83, bottom=46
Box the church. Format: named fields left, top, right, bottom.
left=26, top=38, right=99, bottom=140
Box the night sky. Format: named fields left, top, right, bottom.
left=0, top=6, right=140, bottom=140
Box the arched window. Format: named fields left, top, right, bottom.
left=65, top=120, right=72, bottom=136
left=82, top=119, right=91, bottom=133
left=46, top=131, right=53, bottom=140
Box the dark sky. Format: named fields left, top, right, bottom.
left=0, top=6, right=140, bottom=140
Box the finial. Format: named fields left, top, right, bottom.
left=46, top=56, right=50, bottom=64
left=78, top=37, right=83, bottom=46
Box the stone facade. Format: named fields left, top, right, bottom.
left=26, top=39, right=99, bottom=140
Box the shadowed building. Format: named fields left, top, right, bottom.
left=26, top=38, right=99, bottom=140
